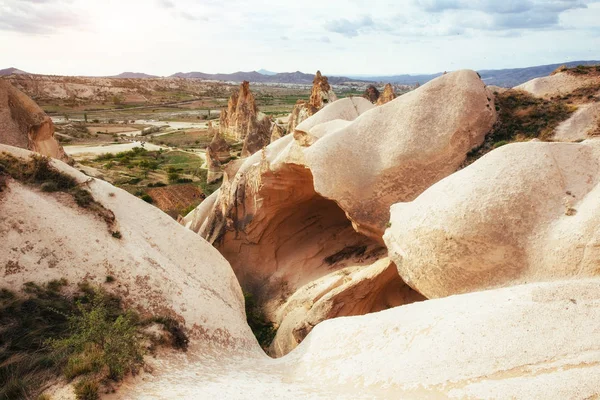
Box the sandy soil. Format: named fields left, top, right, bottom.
left=63, top=141, right=169, bottom=158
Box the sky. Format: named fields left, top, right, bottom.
left=0, top=0, right=599, bottom=76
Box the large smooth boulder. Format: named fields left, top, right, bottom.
left=384, top=140, right=600, bottom=299
left=305, top=69, right=496, bottom=239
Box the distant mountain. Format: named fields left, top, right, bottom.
left=170, top=70, right=368, bottom=84
left=356, top=60, right=600, bottom=88
left=257, top=69, right=277, bottom=76
left=478, top=61, right=600, bottom=87
left=0, top=67, right=29, bottom=76
left=110, top=72, right=159, bottom=79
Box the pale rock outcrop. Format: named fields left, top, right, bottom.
left=219, top=81, right=258, bottom=140
left=516, top=71, right=600, bottom=98
left=269, top=257, right=425, bottom=357
left=0, top=144, right=253, bottom=352
left=113, top=278, right=600, bottom=399
left=287, top=71, right=338, bottom=132
left=183, top=70, right=496, bottom=355
left=553, top=102, right=600, bottom=141
left=384, top=140, right=600, bottom=299
left=241, top=115, right=272, bottom=157
left=376, top=83, right=396, bottom=105
left=0, top=79, right=68, bottom=161
left=293, top=97, right=374, bottom=146
left=363, top=85, right=380, bottom=103
left=305, top=69, right=496, bottom=239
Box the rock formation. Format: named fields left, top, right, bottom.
left=205, top=121, right=230, bottom=183
left=385, top=140, right=600, bottom=299
left=0, top=79, right=68, bottom=161
left=270, top=122, right=286, bottom=143
left=376, top=83, right=396, bottom=105
left=287, top=71, right=338, bottom=132
left=241, top=115, right=272, bottom=157
left=516, top=70, right=600, bottom=98
left=553, top=102, right=600, bottom=141
left=0, top=145, right=252, bottom=352
left=219, top=81, right=258, bottom=140
left=109, top=277, right=600, bottom=399
left=293, top=97, right=374, bottom=146
left=270, top=257, right=425, bottom=357
left=363, top=85, right=380, bottom=103
left=182, top=70, right=496, bottom=355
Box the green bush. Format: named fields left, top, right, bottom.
left=167, top=172, right=180, bottom=183
left=49, top=288, right=144, bottom=381
left=141, top=194, right=153, bottom=203
left=74, top=378, right=99, bottom=400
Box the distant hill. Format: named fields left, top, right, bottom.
left=257, top=69, right=277, bottom=76
left=356, top=60, right=600, bottom=88
left=0, top=67, right=29, bottom=76
left=110, top=72, right=159, bottom=79
left=478, top=61, right=600, bottom=87
left=170, top=70, right=367, bottom=84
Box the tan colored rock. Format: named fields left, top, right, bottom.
left=516, top=71, right=600, bottom=98
left=363, top=85, right=380, bottom=103
left=293, top=97, right=374, bottom=146
left=305, top=69, right=496, bottom=239
left=309, top=70, right=337, bottom=109
left=0, top=79, right=68, bottom=161
left=183, top=70, right=496, bottom=355
left=553, top=102, right=600, bottom=141
left=219, top=81, right=258, bottom=140
left=376, top=83, right=396, bottom=105
left=384, top=140, right=600, bottom=299
left=0, top=144, right=253, bottom=352
left=287, top=71, right=338, bottom=132
left=241, top=116, right=272, bottom=157
left=269, top=257, right=425, bottom=357
left=270, top=122, right=286, bottom=143
left=206, top=121, right=230, bottom=183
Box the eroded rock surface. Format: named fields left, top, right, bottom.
left=305, top=70, right=496, bottom=239
left=113, top=278, right=600, bottom=400
left=363, top=85, right=380, bottom=103
left=0, top=144, right=253, bottom=352
left=376, top=83, right=396, bottom=105
left=241, top=116, right=272, bottom=157
left=0, top=80, right=68, bottom=161
left=183, top=70, right=496, bottom=355
left=220, top=81, right=259, bottom=140
left=206, top=121, right=230, bottom=183
left=287, top=71, right=338, bottom=132
left=385, top=140, right=600, bottom=299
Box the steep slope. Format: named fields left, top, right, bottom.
left=0, top=144, right=254, bottom=354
